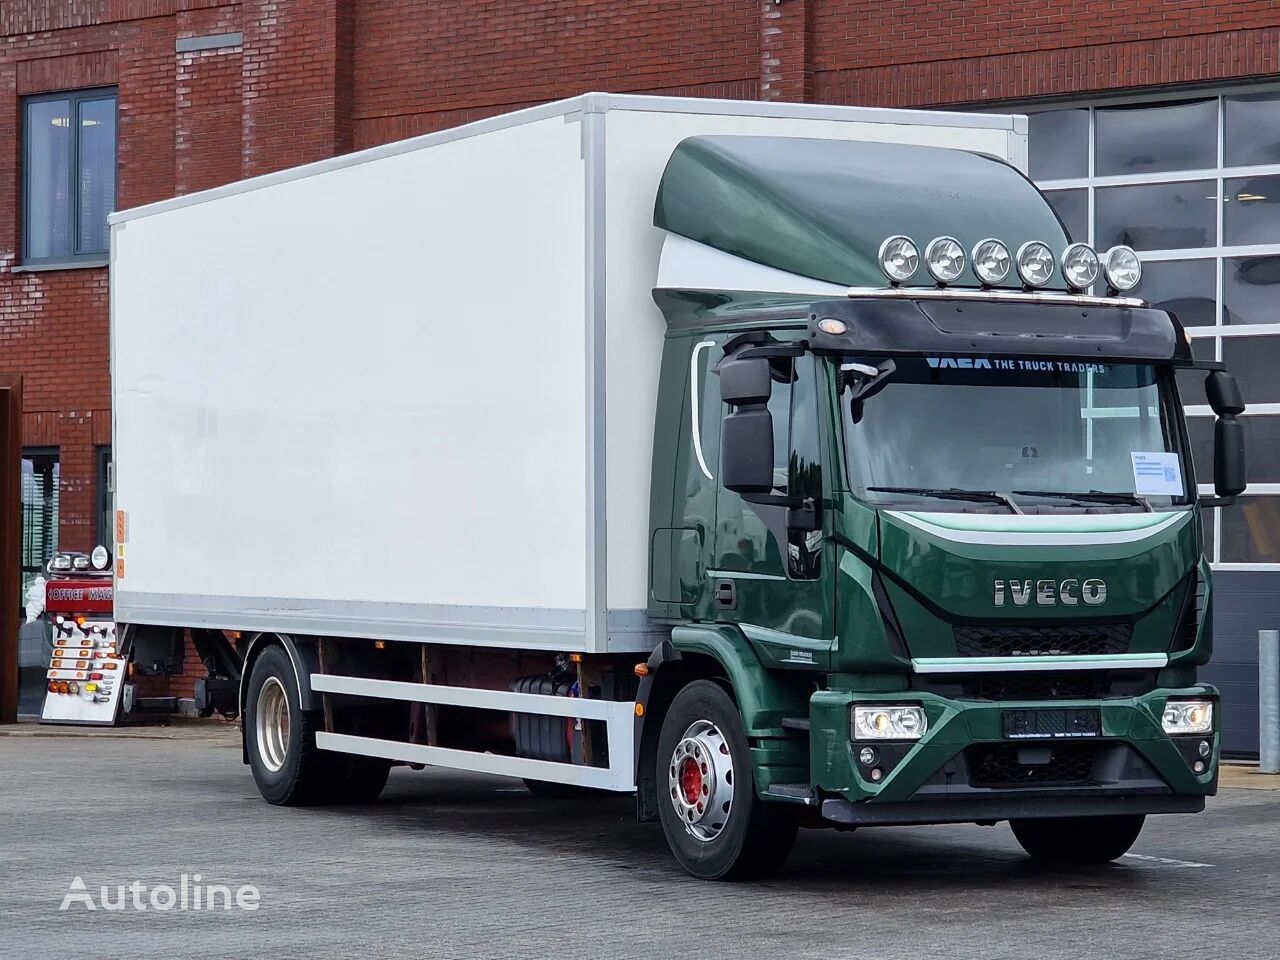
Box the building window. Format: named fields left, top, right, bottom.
left=1028, top=89, right=1280, bottom=568
left=22, top=88, right=117, bottom=265
left=96, top=445, right=112, bottom=550
left=20, top=449, right=59, bottom=601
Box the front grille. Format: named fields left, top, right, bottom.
left=968, top=743, right=1098, bottom=787
left=915, top=670, right=1159, bottom=702
left=954, top=623, right=1132, bottom=658
left=962, top=672, right=1111, bottom=700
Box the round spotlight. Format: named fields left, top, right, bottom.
left=90, top=544, right=110, bottom=571
left=1061, top=243, right=1100, bottom=290
left=1016, top=240, right=1056, bottom=288
left=858, top=746, right=878, bottom=767
left=1103, top=245, right=1143, bottom=291
left=924, top=236, right=965, bottom=284
left=878, top=235, right=919, bottom=284
left=971, top=238, right=1011, bottom=286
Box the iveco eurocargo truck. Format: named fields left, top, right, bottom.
left=108, top=94, right=1246, bottom=880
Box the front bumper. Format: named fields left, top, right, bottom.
left=809, top=685, right=1218, bottom=826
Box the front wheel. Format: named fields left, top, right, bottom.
left=655, top=680, right=797, bottom=880
left=1010, top=814, right=1145, bottom=864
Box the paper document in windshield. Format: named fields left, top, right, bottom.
left=1131, top=452, right=1183, bottom=496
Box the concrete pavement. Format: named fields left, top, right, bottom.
left=1, top=732, right=1277, bottom=960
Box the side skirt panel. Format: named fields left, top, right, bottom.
left=311, top=674, right=636, bottom=792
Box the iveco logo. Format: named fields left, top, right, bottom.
left=994, top=578, right=1106, bottom=607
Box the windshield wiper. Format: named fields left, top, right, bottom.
left=1012, top=489, right=1153, bottom=512
left=866, top=486, right=1023, bottom=514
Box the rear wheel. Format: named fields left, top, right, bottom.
left=245, top=645, right=390, bottom=805
left=1010, top=814, right=1145, bottom=864
left=655, top=680, right=797, bottom=880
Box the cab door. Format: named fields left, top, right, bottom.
left=711, top=351, right=833, bottom=669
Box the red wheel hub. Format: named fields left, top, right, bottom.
left=678, top=756, right=703, bottom=805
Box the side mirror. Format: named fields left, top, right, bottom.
left=1206, top=370, right=1246, bottom=500
left=1206, top=371, right=1245, bottom=416
left=1214, top=416, right=1246, bottom=498
left=720, top=356, right=771, bottom=406
left=719, top=357, right=775, bottom=495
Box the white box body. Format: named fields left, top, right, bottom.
left=110, top=93, right=1026, bottom=654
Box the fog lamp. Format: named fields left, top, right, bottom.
left=924, top=236, right=965, bottom=284
left=1015, top=241, right=1055, bottom=287
left=1061, top=243, right=1100, bottom=290
left=853, top=704, right=927, bottom=741
left=878, top=236, right=919, bottom=284
left=1103, top=245, right=1142, bottom=291
left=971, top=238, right=1011, bottom=285
left=1162, top=699, right=1213, bottom=735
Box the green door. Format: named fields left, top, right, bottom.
left=710, top=351, right=834, bottom=670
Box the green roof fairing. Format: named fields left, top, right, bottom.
left=653, top=136, right=1071, bottom=291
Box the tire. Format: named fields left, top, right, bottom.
left=1010, top=814, right=1145, bottom=864
left=522, top=779, right=611, bottom=800
left=244, top=645, right=390, bottom=806
left=655, top=679, right=798, bottom=880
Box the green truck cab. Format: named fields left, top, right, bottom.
left=636, top=135, right=1247, bottom=879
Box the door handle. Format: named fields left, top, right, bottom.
left=714, top=579, right=737, bottom=610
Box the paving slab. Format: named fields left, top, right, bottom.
left=0, top=735, right=1276, bottom=960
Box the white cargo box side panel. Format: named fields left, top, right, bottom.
left=113, top=113, right=592, bottom=649
left=599, top=100, right=1023, bottom=617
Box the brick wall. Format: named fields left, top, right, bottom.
left=3, top=0, right=1280, bottom=706
left=810, top=0, right=1280, bottom=107
left=350, top=0, right=761, bottom=145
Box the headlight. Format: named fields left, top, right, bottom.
left=1162, top=699, right=1214, bottom=735
left=90, top=544, right=110, bottom=571
left=1103, top=245, right=1142, bottom=291
left=50, top=554, right=72, bottom=572
left=878, top=235, right=919, bottom=284
left=1015, top=240, right=1056, bottom=287
left=971, top=238, right=1011, bottom=285
left=924, top=236, right=965, bottom=284
left=1061, top=243, right=1100, bottom=290
left=853, top=704, right=928, bottom=740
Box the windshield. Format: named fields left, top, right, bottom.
left=841, top=357, right=1192, bottom=512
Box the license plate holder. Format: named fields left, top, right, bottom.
left=1002, top=707, right=1101, bottom=740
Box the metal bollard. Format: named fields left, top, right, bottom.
left=1262, top=630, right=1280, bottom=774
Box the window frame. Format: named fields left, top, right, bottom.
left=95, top=445, right=113, bottom=551
left=20, top=446, right=60, bottom=596
left=1015, top=83, right=1280, bottom=570
left=21, top=86, right=118, bottom=267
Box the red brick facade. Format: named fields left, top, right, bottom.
left=3, top=0, right=1279, bottom=697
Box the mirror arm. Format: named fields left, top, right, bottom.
left=741, top=492, right=822, bottom=532
left=731, top=341, right=810, bottom=363
left=1199, top=495, right=1237, bottom=509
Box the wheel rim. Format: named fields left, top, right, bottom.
left=668, top=719, right=734, bottom=842
left=256, top=676, right=291, bottom=773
